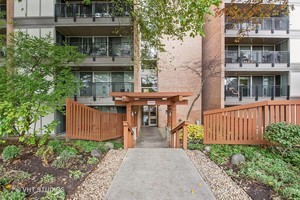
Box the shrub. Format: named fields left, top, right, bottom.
left=41, top=187, right=65, bottom=200
left=87, top=157, right=99, bottom=165
left=69, top=170, right=84, bottom=180
left=108, top=140, right=123, bottom=149
left=181, top=124, right=204, bottom=142
left=0, top=177, right=12, bottom=186
left=62, top=146, right=78, bottom=155
left=5, top=170, right=31, bottom=181
left=47, top=139, right=65, bottom=152
left=72, top=140, right=105, bottom=153
left=1, top=145, right=21, bottom=162
left=51, top=149, right=82, bottom=169
left=36, top=146, right=54, bottom=165
left=264, top=122, right=300, bottom=155
left=39, top=174, right=56, bottom=184
left=0, top=189, right=26, bottom=200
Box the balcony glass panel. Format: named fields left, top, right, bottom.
left=225, top=85, right=289, bottom=98
left=55, top=3, right=131, bottom=18
left=225, top=50, right=290, bottom=64
left=67, top=37, right=133, bottom=57
left=225, top=17, right=289, bottom=31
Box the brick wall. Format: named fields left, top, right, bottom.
left=157, top=36, right=202, bottom=127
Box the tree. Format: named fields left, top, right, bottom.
left=0, top=32, right=85, bottom=143
left=184, top=56, right=223, bottom=120
left=217, top=0, right=293, bottom=39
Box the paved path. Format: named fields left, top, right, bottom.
left=105, top=148, right=216, bottom=200
left=135, top=127, right=168, bottom=148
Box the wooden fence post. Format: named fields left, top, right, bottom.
left=123, top=122, right=129, bottom=150
left=182, top=122, right=188, bottom=150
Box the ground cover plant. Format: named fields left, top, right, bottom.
left=0, top=138, right=123, bottom=199
left=188, top=142, right=300, bottom=199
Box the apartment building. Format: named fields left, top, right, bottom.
left=222, top=0, right=300, bottom=107
left=2, top=0, right=300, bottom=133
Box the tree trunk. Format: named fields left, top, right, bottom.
left=186, top=92, right=201, bottom=121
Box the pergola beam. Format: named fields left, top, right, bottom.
left=169, top=95, right=183, bottom=102
left=114, top=100, right=188, bottom=106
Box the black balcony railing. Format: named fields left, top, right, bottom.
left=67, top=42, right=133, bottom=57
left=0, top=4, right=6, bottom=19
left=55, top=3, right=131, bottom=21
left=225, top=50, right=290, bottom=67
left=225, top=85, right=290, bottom=101
left=79, top=82, right=134, bottom=97
left=225, top=17, right=289, bottom=33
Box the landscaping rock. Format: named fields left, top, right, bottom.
left=104, top=142, right=114, bottom=150
left=231, top=154, right=246, bottom=165
left=204, top=146, right=211, bottom=153
left=186, top=150, right=251, bottom=200
left=91, top=149, right=102, bottom=158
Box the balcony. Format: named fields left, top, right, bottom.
left=225, top=85, right=290, bottom=105
left=54, top=3, right=131, bottom=25
left=76, top=82, right=134, bottom=105
left=225, top=50, right=290, bottom=70
left=225, top=17, right=289, bottom=35
left=66, top=41, right=133, bottom=66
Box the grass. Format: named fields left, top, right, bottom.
left=188, top=143, right=300, bottom=199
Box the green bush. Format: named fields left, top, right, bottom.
left=0, top=189, right=26, bottom=200
left=36, top=146, right=54, bottom=165
left=87, top=157, right=99, bottom=165
left=51, top=149, right=82, bottom=169
left=4, top=170, right=31, bottom=181
left=72, top=140, right=105, bottom=153
left=108, top=140, right=124, bottom=149
left=39, top=174, right=56, bottom=184
left=0, top=177, right=12, bottom=186
left=69, top=170, right=84, bottom=180
left=181, top=124, right=204, bottom=142
left=200, top=144, right=300, bottom=199
left=47, top=139, right=65, bottom=152
left=264, top=122, right=300, bottom=155
left=41, top=187, right=65, bottom=200
left=1, top=145, right=21, bottom=162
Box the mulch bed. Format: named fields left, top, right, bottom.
left=222, top=163, right=276, bottom=200
left=0, top=139, right=102, bottom=199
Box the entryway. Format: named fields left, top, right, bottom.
left=135, top=127, right=168, bottom=148
left=142, top=105, right=157, bottom=126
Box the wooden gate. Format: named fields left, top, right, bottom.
left=204, top=100, right=300, bottom=145
left=66, top=98, right=126, bottom=141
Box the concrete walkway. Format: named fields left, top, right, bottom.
left=135, top=127, right=168, bottom=148
left=105, top=148, right=216, bottom=200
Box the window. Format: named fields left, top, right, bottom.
left=80, top=72, right=93, bottom=96
left=141, top=75, right=158, bottom=93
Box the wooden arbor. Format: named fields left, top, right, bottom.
left=110, top=92, right=192, bottom=149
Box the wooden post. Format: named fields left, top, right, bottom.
left=123, top=122, right=129, bottom=150
left=66, top=99, right=70, bottom=140
left=167, top=105, right=172, bottom=127
left=182, top=122, right=188, bottom=150
left=171, top=104, right=177, bottom=129
left=126, top=103, right=132, bottom=126
left=176, top=130, right=180, bottom=148
left=170, top=104, right=177, bottom=148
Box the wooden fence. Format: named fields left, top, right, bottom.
left=123, top=121, right=135, bottom=150
left=66, top=98, right=126, bottom=141
left=170, top=121, right=189, bottom=149
left=204, top=100, right=300, bottom=145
